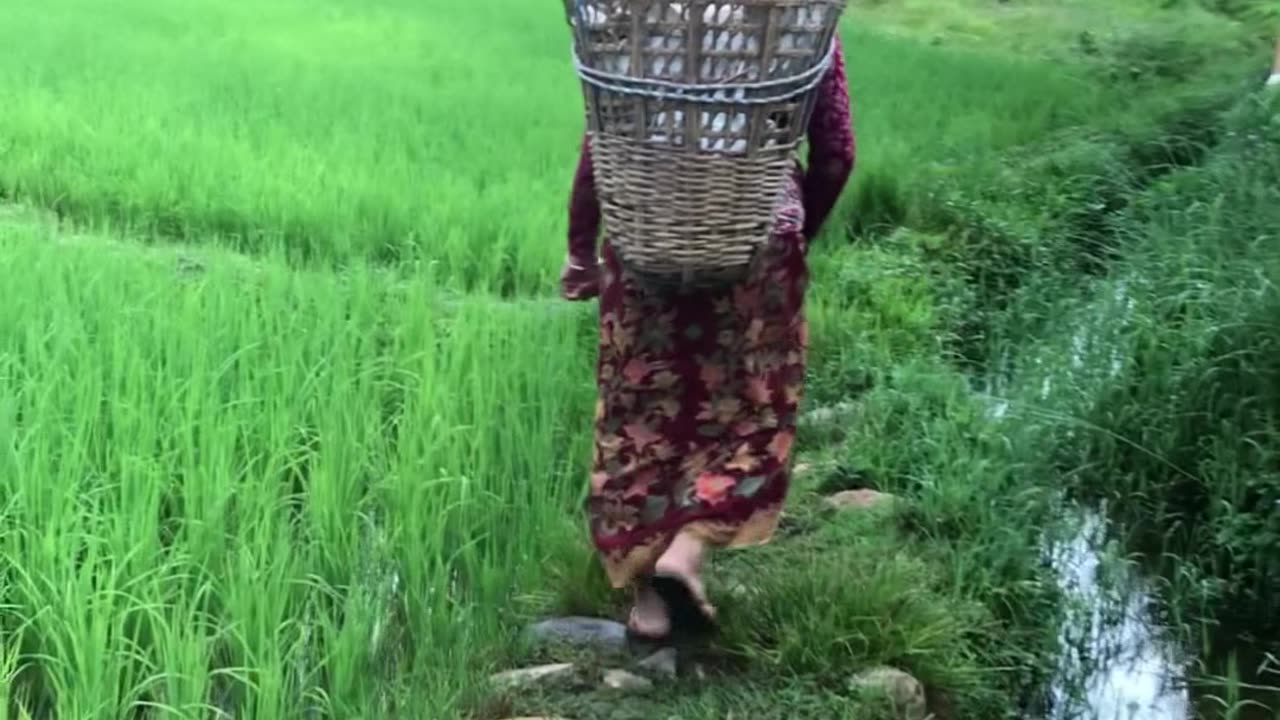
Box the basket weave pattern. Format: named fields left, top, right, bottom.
left=566, top=0, right=847, bottom=290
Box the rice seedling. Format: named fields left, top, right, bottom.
left=0, top=0, right=1139, bottom=290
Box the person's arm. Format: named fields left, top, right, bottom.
left=801, top=38, right=855, bottom=241
left=568, top=133, right=601, bottom=263
left=561, top=133, right=602, bottom=300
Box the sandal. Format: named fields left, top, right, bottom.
left=649, top=572, right=717, bottom=639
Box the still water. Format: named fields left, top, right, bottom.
left=1046, top=509, right=1277, bottom=720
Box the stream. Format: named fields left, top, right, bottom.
left=994, top=280, right=1277, bottom=720
left=1046, top=507, right=1196, bottom=720
left=1044, top=505, right=1276, bottom=720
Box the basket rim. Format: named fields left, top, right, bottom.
left=571, top=37, right=836, bottom=105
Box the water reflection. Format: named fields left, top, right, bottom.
left=1048, top=509, right=1195, bottom=720
left=1046, top=509, right=1279, bottom=720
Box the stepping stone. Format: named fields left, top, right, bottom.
left=850, top=667, right=928, bottom=720
left=525, top=617, right=629, bottom=654
left=601, top=669, right=653, bottom=693
left=490, top=663, right=576, bottom=691
left=637, top=647, right=678, bottom=678
left=802, top=401, right=857, bottom=426
left=825, top=489, right=895, bottom=512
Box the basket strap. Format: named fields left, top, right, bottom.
left=571, top=38, right=837, bottom=105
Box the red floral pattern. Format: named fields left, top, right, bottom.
left=565, top=40, right=855, bottom=588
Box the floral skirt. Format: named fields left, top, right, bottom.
left=586, top=230, right=810, bottom=588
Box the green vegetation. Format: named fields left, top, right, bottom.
left=0, top=0, right=1157, bottom=283
left=1028, top=93, right=1280, bottom=629
left=0, top=205, right=600, bottom=717
left=1, top=0, right=1278, bottom=718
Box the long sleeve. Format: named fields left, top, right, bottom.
left=567, top=133, right=602, bottom=263
left=801, top=38, right=855, bottom=241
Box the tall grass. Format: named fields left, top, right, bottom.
left=0, top=216, right=598, bottom=716
left=1039, top=93, right=1280, bottom=621
left=967, top=91, right=1280, bottom=711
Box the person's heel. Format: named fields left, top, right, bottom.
left=649, top=573, right=718, bottom=639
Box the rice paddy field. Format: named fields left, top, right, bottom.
left=1, top=0, right=1278, bottom=718
left=0, top=0, right=1148, bottom=277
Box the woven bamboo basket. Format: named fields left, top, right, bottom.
left=565, top=0, right=847, bottom=291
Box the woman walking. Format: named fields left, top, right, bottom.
left=559, top=38, right=855, bottom=640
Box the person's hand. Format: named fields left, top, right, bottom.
left=560, top=256, right=600, bottom=301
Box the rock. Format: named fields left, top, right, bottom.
left=850, top=667, right=928, bottom=720
left=490, top=663, right=576, bottom=691
left=637, top=647, right=678, bottom=678
left=825, top=489, right=895, bottom=512
left=802, top=401, right=857, bottom=426
left=525, top=617, right=628, bottom=654
left=601, top=668, right=653, bottom=692
left=727, top=581, right=752, bottom=598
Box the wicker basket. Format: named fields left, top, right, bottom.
left=566, top=0, right=847, bottom=291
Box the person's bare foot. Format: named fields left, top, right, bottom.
left=625, top=530, right=718, bottom=638
left=627, top=583, right=671, bottom=639
left=653, top=530, right=717, bottom=621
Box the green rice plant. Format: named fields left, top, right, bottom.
left=0, top=0, right=1138, bottom=292
left=0, top=219, right=598, bottom=716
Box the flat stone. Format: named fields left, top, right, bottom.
left=802, top=401, right=857, bottom=426
left=726, top=580, right=762, bottom=601
left=850, top=667, right=928, bottom=720
left=825, top=489, right=896, bottom=512
left=637, top=647, right=678, bottom=678
left=525, top=617, right=628, bottom=654
left=490, top=663, right=576, bottom=691
left=601, top=668, right=653, bottom=692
